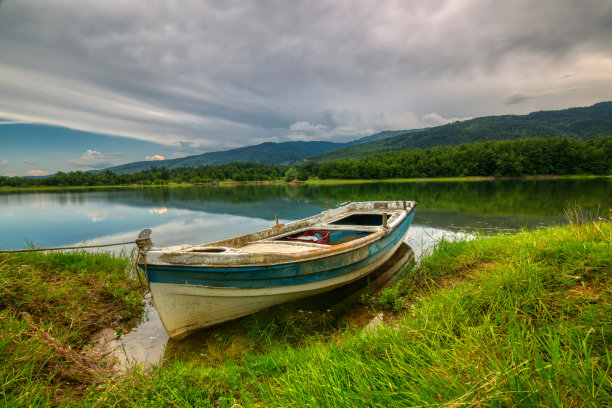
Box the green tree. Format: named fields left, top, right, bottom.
left=284, top=167, right=299, bottom=182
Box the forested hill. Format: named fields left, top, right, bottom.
left=4, top=136, right=609, bottom=188
left=310, top=101, right=612, bottom=161
left=105, top=141, right=348, bottom=174
left=346, top=129, right=424, bottom=144
left=104, top=130, right=409, bottom=174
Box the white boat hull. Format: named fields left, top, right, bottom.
left=151, top=237, right=405, bottom=339
left=141, top=201, right=417, bottom=338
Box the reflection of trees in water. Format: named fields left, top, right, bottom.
left=12, top=178, right=610, bottom=219
left=75, top=186, right=327, bottom=221
left=300, top=179, right=611, bottom=217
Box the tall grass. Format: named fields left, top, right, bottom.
left=0, top=250, right=142, bottom=406
left=86, top=217, right=610, bottom=407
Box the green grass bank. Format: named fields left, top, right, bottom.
left=2, top=218, right=610, bottom=406
left=0, top=251, right=143, bottom=405
left=85, top=217, right=610, bottom=407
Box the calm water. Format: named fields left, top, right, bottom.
left=1, top=179, right=610, bottom=251
left=2, top=178, right=610, bottom=366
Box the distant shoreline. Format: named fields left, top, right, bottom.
left=0, top=174, right=609, bottom=193
left=304, top=174, right=609, bottom=185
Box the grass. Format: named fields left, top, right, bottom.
left=0, top=180, right=291, bottom=193
left=0, top=250, right=143, bottom=406
left=1, top=174, right=607, bottom=192
left=1, top=212, right=609, bottom=406
left=75, top=215, right=611, bottom=407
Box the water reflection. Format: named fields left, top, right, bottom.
left=149, top=207, right=168, bottom=214
left=1, top=178, right=609, bottom=250
left=406, top=224, right=472, bottom=259
left=111, top=295, right=169, bottom=368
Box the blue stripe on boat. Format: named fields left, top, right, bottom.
left=144, top=211, right=414, bottom=289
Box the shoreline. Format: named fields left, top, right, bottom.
left=0, top=174, right=608, bottom=192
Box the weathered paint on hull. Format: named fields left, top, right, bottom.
left=152, top=236, right=406, bottom=339
left=144, top=201, right=416, bottom=339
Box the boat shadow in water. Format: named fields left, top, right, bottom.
left=162, top=242, right=414, bottom=363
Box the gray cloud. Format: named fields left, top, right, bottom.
left=1, top=0, right=611, bottom=150
left=504, top=91, right=538, bottom=105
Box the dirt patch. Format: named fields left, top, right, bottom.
left=82, top=313, right=136, bottom=374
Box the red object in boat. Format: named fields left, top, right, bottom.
left=287, top=230, right=330, bottom=245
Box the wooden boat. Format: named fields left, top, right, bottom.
left=138, top=200, right=416, bottom=339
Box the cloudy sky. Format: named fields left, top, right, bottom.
left=1, top=0, right=611, bottom=176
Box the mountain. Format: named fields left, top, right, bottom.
left=348, top=129, right=422, bottom=145
left=309, top=101, right=612, bottom=161
left=103, top=131, right=406, bottom=174
left=103, top=141, right=344, bottom=174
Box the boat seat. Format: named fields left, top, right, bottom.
left=240, top=242, right=327, bottom=254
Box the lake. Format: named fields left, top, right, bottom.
left=1, top=178, right=610, bottom=252
left=2, top=178, right=610, bottom=366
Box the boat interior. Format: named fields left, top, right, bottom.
left=231, top=211, right=397, bottom=254
left=183, top=212, right=398, bottom=255
left=153, top=203, right=415, bottom=263
left=272, top=213, right=389, bottom=245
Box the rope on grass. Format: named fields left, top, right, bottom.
left=0, top=237, right=153, bottom=254
left=0, top=232, right=154, bottom=293
left=1, top=241, right=137, bottom=253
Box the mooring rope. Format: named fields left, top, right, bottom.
left=0, top=241, right=137, bottom=253
left=0, top=235, right=154, bottom=293
left=0, top=237, right=153, bottom=253
left=134, top=235, right=153, bottom=293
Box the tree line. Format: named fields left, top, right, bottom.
left=309, top=135, right=612, bottom=179
left=2, top=136, right=610, bottom=187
